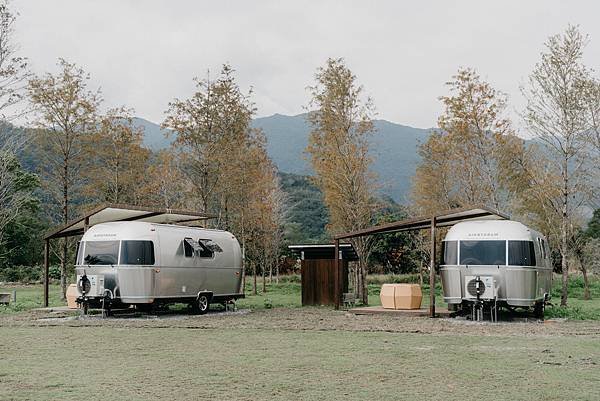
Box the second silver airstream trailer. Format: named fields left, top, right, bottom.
left=75, top=221, right=243, bottom=314
left=440, top=220, right=552, bottom=319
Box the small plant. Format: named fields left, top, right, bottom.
left=264, top=298, right=273, bottom=309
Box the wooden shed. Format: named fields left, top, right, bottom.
left=289, top=244, right=358, bottom=306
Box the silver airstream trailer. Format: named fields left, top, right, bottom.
left=74, top=221, right=243, bottom=314
left=440, top=220, right=552, bottom=319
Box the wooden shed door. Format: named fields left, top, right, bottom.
left=301, top=259, right=348, bottom=306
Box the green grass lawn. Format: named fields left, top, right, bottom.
left=1, top=275, right=599, bottom=400
left=0, top=284, right=63, bottom=314
left=2, top=274, right=599, bottom=319
left=1, top=325, right=598, bottom=401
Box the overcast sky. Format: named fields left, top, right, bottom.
left=12, top=0, right=600, bottom=132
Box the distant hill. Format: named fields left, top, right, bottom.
left=133, top=117, right=174, bottom=150
left=251, top=113, right=432, bottom=203
left=139, top=113, right=433, bottom=202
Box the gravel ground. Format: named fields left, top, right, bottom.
left=2, top=306, right=599, bottom=338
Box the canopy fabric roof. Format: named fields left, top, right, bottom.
left=334, top=206, right=509, bottom=240
left=44, top=203, right=215, bottom=240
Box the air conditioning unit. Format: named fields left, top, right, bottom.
left=76, top=274, right=105, bottom=297
left=464, top=275, right=495, bottom=300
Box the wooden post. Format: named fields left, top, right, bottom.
left=334, top=239, right=340, bottom=310
left=429, top=216, right=436, bottom=318
left=83, top=216, right=90, bottom=233
left=44, top=239, right=50, bottom=307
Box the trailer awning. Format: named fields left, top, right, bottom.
left=44, top=203, right=215, bottom=240
left=334, top=206, right=509, bottom=240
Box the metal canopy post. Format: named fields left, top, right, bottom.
left=43, top=239, right=50, bottom=307
left=334, top=239, right=340, bottom=310
left=429, top=216, right=436, bottom=318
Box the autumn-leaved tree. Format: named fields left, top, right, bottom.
left=306, top=58, right=377, bottom=304
left=0, top=0, right=30, bottom=120
left=165, top=64, right=283, bottom=294
left=517, top=25, right=597, bottom=306
left=412, top=68, right=524, bottom=214
left=0, top=0, right=32, bottom=247
left=28, top=59, right=100, bottom=299
left=164, top=65, right=255, bottom=219
left=83, top=107, right=150, bottom=205
left=141, top=149, right=191, bottom=209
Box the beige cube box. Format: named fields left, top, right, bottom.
left=380, top=284, right=397, bottom=309
left=380, top=283, right=423, bottom=310
left=395, top=284, right=422, bottom=309
left=66, top=284, right=79, bottom=309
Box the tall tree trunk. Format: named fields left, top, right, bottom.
left=357, top=255, right=368, bottom=305
left=268, top=257, right=273, bottom=284
left=262, top=255, right=266, bottom=293
left=61, top=238, right=67, bottom=300
left=252, top=261, right=257, bottom=295
left=61, top=158, right=69, bottom=301
left=582, top=266, right=591, bottom=300
left=560, top=163, right=569, bottom=307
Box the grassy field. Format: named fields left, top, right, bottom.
left=1, top=275, right=599, bottom=400
left=1, top=324, right=599, bottom=400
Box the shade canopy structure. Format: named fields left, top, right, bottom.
left=331, top=206, right=509, bottom=315
left=42, top=203, right=215, bottom=306
left=44, top=203, right=215, bottom=240
left=334, top=206, right=509, bottom=240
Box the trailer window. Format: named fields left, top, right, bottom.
left=75, top=241, right=84, bottom=265
left=121, top=241, right=155, bottom=265
left=83, top=241, right=119, bottom=265
left=459, top=240, right=506, bottom=265
left=442, top=241, right=457, bottom=265
left=183, top=238, right=195, bottom=257
left=508, top=240, right=536, bottom=266
left=198, top=239, right=223, bottom=258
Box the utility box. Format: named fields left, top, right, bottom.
left=66, top=284, right=79, bottom=309
left=380, top=284, right=423, bottom=310
left=0, top=292, right=10, bottom=305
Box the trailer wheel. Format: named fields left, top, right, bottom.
left=195, top=294, right=211, bottom=315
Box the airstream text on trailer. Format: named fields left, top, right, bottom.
left=440, top=220, right=552, bottom=319
left=75, top=221, right=244, bottom=314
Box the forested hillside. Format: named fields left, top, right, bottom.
left=139, top=113, right=432, bottom=202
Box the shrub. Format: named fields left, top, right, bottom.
left=0, top=265, right=42, bottom=283
left=48, top=265, right=61, bottom=280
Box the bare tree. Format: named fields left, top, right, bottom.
left=0, top=1, right=33, bottom=248
left=521, top=25, right=597, bottom=306
left=28, top=59, right=100, bottom=299
left=306, top=58, right=378, bottom=304
left=0, top=127, right=34, bottom=246
left=0, top=1, right=30, bottom=121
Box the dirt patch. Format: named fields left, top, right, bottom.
left=2, top=307, right=599, bottom=337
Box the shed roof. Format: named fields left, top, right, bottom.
left=44, top=203, right=215, bottom=240
left=288, top=243, right=358, bottom=261
left=334, top=206, right=509, bottom=240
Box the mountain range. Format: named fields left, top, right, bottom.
left=135, top=114, right=433, bottom=202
